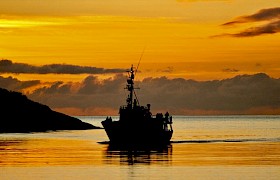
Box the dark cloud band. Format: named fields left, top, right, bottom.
left=230, top=20, right=280, bottom=37
left=223, top=7, right=280, bottom=25
left=1, top=72, right=279, bottom=115
left=220, top=7, right=280, bottom=37
left=0, top=60, right=125, bottom=74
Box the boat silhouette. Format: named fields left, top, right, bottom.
left=102, top=65, right=173, bottom=145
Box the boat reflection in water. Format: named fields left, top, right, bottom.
left=103, top=144, right=172, bottom=165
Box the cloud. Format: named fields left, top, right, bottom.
left=158, top=66, right=174, bottom=73
left=223, top=7, right=280, bottom=25
left=0, top=76, right=40, bottom=91
left=0, top=60, right=125, bottom=74
left=31, top=81, right=71, bottom=95
left=139, top=73, right=280, bottom=113
left=1, top=72, right=278, bottom=115
left=222, top=68, right=239, bottom=73
left=220, top=7, right=280, bottom=37
left=255, top=63, right=262, bottom=67
left=27, top=74, right=126, bottom=111
left=225, top=20, right=280, bottom=37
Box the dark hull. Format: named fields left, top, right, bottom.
left=102, top=120, right=173, bottom=145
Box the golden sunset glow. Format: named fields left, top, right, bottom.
left=1, top=0, right=280, bottom=80
left=1, top=0, right=280, bottom=115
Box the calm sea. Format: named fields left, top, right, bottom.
left=1, top=116, right=280, bottom=179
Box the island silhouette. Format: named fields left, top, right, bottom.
left=0, top=88, right=100, bottom=133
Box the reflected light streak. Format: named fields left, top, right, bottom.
left=1, top=138, right=279, bottom=166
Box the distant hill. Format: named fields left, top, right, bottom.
left=0, top=88, right=100, bottom=133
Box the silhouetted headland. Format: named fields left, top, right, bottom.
left=0, top=88, right=100, bottom=133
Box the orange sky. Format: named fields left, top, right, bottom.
left=0, top=0, right=280, bottom=82
left=0, top=1, right=280, bottom=115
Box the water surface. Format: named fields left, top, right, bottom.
left=1, top=116, right=280, bottom=179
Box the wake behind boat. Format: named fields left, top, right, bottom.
left=102, top=65, right=173, bottom=145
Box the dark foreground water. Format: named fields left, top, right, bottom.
left=1, top=116, right=280, bottom=179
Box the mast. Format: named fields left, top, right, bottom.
left=126, top=65, right=135, bottom=109
left=125, top=49, right=144, bottom=109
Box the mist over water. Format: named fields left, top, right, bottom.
left=1, top=115, right=280, bottom=179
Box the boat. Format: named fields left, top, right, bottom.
left=101, top=65, right=173, bottom=145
